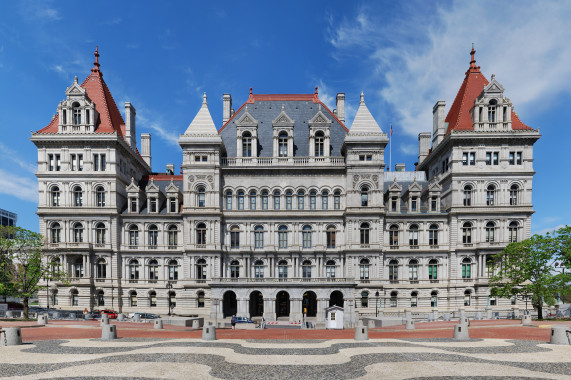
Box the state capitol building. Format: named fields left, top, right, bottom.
left=32, top=47, right=540, bottom=326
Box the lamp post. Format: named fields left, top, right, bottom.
left=166, top=281, right=174, bottom=316
left=375, top=291, right=380, bottom=317
left=45, top=275, right=50, bottom=310
left=554, top=262, right=566, bottom=305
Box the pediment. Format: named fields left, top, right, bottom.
left=428, top=180, right=442, bottom=192
left=272, top=105, right=294, bottom=127
left=126, top=177, right=140, bottom=193
left=483, top=74, right=504, bottom=95
left=408, top=178, right=423, bottom=192
left=165, top=179, right=180, bottom=193
left=236, top=105, right=258, bottom=127
left=388, top=177, right=402, bottom=192
left=65, top=77, right=86, bottom=97
left=309, top=105, right=331, bottom=127
left=145, top=178, right=160, bottom=193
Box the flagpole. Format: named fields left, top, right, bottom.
left=389, top=123, right=392, bottom=172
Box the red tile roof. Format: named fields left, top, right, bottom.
left=445, top=47, right=531, bottom=134
left=145, top=174, right=183, bottom=181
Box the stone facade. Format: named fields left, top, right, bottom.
left=32, top=47, right=540, bottom=326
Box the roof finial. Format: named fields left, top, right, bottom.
left=91, top=46, right=101, bottom=74
left=470, top=43, right=476, bottom=68
left=282, top=104, right=285, bottom=111
left=249, top=87, right=253, bottom=95
left=315, top=86, right=318, bottom=95
left=203, top=92, right=207, bottom=105
left=74, top=76, right=78, bottom=83
left=360, top=91, right=365, bottom=104
left=491, top=73, right=495, bottom=81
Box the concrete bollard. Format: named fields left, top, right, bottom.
left=357, top=319, right=364, bottom=327
left=459, top=317, right=470, bottom=326
left=405, top=319, right=415, bottom=330
left=443, top=313, right=451, bottom=321
left=117, top=314, right=126, bottom=322
left=428, top=314, right=435, bottom=322
left=192, top=319, right=201, bottom=329
left=432, top=309, right=439, bottom=321
left=485, top=307, right=493, bottom=320
left=549, top=326, right=571, bottom=345
left=154, top=320, right=163, bottom=329
left=453, top=324, right=470, bottom=341
left=100, top=314, right=110, bottom=326
left=101, top=324, right=117, bottom=340
left=522, top=315, right=532, bottom=326
left=404, top=308, right=412, bottom=320
left=458, top=308, right=466, bottom=320
left=474, top=312, right=482, bottom=320
left=354, top=326, right=369, bottom=341
left=133, top=314, right=141, bottom=322
left=37, top=314, right=48, bottom=325
left=0, top=328, right=23, bottom=346
left=202, top=323, right=216, bottom=341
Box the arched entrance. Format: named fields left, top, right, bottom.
left=302, top=291, right=317, bottom=317
left=329, top=290, right=344, bottom=308
left=223, top=291, right=237, bottom=317
left=249, top=291, right=264, bottom=317
left=275, top=291, right=290, bottom=318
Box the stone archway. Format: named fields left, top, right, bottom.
left=249, top=291, right=264, bottom=317
left=302, top=291, right=317, bottom=317
left=275, top=291, right=290, bottom=318
left=223, top=290, right=237, bottom=317
left=329, top=290, right=344, bottom=308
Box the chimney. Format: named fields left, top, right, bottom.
left=125, top=102, right=136, bottom=148
left=223, top=94, right=232, bottom=124
left=336, top=93, right=345, bottom=123
left=395, top=163, right=406, bottom=172
left=432, top=100, right=446, bottom=147
left=418, top=132, right=431, bottom=163
left=141, top=133, right=151, bottom=168
left=166, top=164, right=174, bottom=175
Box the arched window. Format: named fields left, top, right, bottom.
left=464, top=290, right=471, bottom=306
left=463, top=185, right=472, bottom=206
left=408, top=224, right=419, bottom=246
left=96, top=290, right=105, bottom=307
left=485, top=221, right=495, bottom=242
left=359, top=258, right=370, bottom=280
left=411, top=291, right=418, bottom=308
left=196, top=223, right=206, bottom=245
left=50, top=257, right=61, bottom=275
left=197, top=187, right=206, bottom=207
left=168, top=225, right=178, bottom=247
left=509, top=221, right=519, bottom=242
left=461, top=257, right=472, bottom=279
left=278, top=225, right=288, bottom=248
left=361, top=186, right=369, bottom=207
left=390, top=291, right=398, bottom=307
left=360, top=222, right=370, bottom=245
left=230, top=260, right=240, bottom=278
left=96, top=258, right=106, bottom=279
left=326, top=225, right=336, bottom=249
left=130, top=291, right=138, bottom=307
left=51, top=186, right=60, bottom=207
left=129, top=225, right=139, bottom=247
left=273, top=190, right=281, bottom=210
left=148, top=224, right=158, bottom=247
left=462, top=222, right=472, bottom=244
left=261, top=190, right=269, bottom=210
left=334, top=190, right=341, bottom=209
left=225, top=190, right=233, bottom=210
left=286, top=190, right=293, bottom=210
left=428, top=259, right=438, bottom=280
left=321, top=190, right=329, bottom=210
left=168, top=259, right=178, bottom=281
left=72, top=102, right=81, bottom=125
left=149, top=291, right=157, bottom=307
left=486, top=184, right=496, bottom=206
left=254, top=259, right=264, bottom=278
left=73, top=186, right=83, bottom=207
left=148, top=259, right=159, bottom=281
left=71, top=289, right=79, bottom=306
left=254, top=225, right=264, bottom=249
left=73, top=222, right=84, bottom=243
left=249, top=190, right=257, bottom=210
left=96, top=186, right=105, bottom=207
left=429, top=224, right=439, bottom=246
left=431, top=291, right=438, bottom=308
left=315, top=131, right=325, bottom=157
left=361, top=291, right=369, bottom=308
left=242, top=132, right=252, bottom=157
left=129, top=259, right=139, bottom=280
left=389, top=224, right=399, bottom=246
left=196, top=258, right=207, bottom=279
left=510, top=184, right=519, bottom=205
left=238, top=191, right=245, bottom=210
left=302, top=260, right=312, bottom=278
left=389, top=259, right=398, bottom=281
left=278, top=132, right=288, bottom=157
left=488, top=99, right=497, bottom=123
left=230, top=225, right=240, bottom=249
left=278, top=259, right=288, bottom=278
left=408, top=259, right=419, bottom=281
left=302, top=225, right=312, bottom=248
left=197, top=291, right=205, bottom=308
left=51, top=222, right=61, bottom=243
left=96, top=222, right=106, bottom=244
left=326, top=260, right=336, bottom=278
left=297, top=190, right=305, bottom=210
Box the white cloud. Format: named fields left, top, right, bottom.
left=137, top=113, right=179, bottom=147
left=329, top=1, right=571, bottom=137
left=0, top=169, right=38, bottom=203
left=399, top=143, right=417, bottom=156
left=533, top=224, right=567, bottom=236
left=313, top=80, right=357, bottom=127
left=21, top=1, right=62, bottom=21
left=0, top=142, right=36, bottom=174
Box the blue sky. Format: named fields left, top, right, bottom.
left=0, top=0, right=570, bottom=235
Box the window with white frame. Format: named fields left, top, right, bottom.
left=254, top=260, right=264, bottom=278
left=461, top=257, right=472, bottom=279
left=428, top=259, right=438, bottom=280
left=129, top=225, right=139, bottom=247
left=148, top=225, right=158, bottom=247
left=390, top=291, right=398, bottom=307
left=51, top=186, right=60, bottom=207
left=361, top=186, right=369, bottom=207
left=249, top=190, right=257, bottom=210
left=230, top=226, right=240, bottom=249
left=196, top=259, right=207, bottom=279
left=286, top=190, right=293, bottom=210
left=389, top=259, right=398, bottom=281
left=310, top=191, right=317, bottom=210
left=261, top=190, right=269, bottom=210
left=360, top=222, right=370, bottom=245
left=508, top=221, right=519, bottom=242
left=408, top=259, right=419, bottom=281
left=278, top=260, right=288, bottom=278
left=51, top=223, right=61, bottom=244
left=321, top=190, right=329, bottom=209
left=409, top=224, right=419, bottom=246
left=314, top=131, right=325, bottom=157
left=302, top=260, right=312, bottom=278
left=254, top=225, right=264, bottom=248
left=148, top=259, right=159, bottom=281
left=73, top=222, right=84, bottom=243
left=96, top=186, right=105, bottom=207
left=325, top=260, right=336, bottom=278
left=96, top=223, right=106, bottom=244
left=485, top=221, right=495, bottom=242
left=278, top=225, right=288, bottom=248
left=463, top=185, right=472, bottom=206
left=359, top=258, right=370, bottom=280
left=297, top=190, right=305, bottom=210
left=486, top=185, right=495, bottom=206
left=168, top=260, right=178, bottom=281
left=196, top=223, right=207, bottom=245
left=429, top=224, right=439, bottom=246
left=242, top=132, right=252, bottom=157
left=278, top=132, right=288, bottom=157
left=238, top=191, right=245, bottom=210
left=197, top=187, right=206, bottom=207
left=129, top=259, right=139, bottom=280
left=462, top=222, right=472, bottom=244
left=225, top=191, right=232, bottom=210
left=334, top=190, right=341, bottom=209
left=464, top=290, right=471, bottom=306
left=326, top=225, right=336, bottom=249
left=302, top=225, right=312, bottom=248
left=510, top=184, right=519, bottom=205
left=273, top=191, right=281, bottom=210
left=73, top=186, right=83, bottom=207
left=411, top=291, right=418, bottom=307
left=431, top=291, right=438, bottom=307
left=168, top=225, right=178, bottom=247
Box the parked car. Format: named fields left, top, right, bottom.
left=100, top=309, right=118, bottom=319
left=231, top=316, right=255, bottom=324
left=128, top=312, right=159, bottom=320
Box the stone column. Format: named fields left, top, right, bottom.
left=316, top=298, right=328, bottom=323
left=237, top=297, right=248, bottom=318
left=290, top=298, right=303, bottom=322
left=263, top=298, right=276, bottom=321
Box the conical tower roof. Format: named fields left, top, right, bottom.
left=183, top=93, right=218, bottom=136
left=348, top=92, right=383, bottom=134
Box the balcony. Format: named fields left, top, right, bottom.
left=220, top=156, right=345, bottom=167
left=212, top=277, right=354, bottom=285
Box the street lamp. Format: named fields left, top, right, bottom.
left=166, top=281, right=174, bottom=316
left=375, top=291, right=380, bottom=317
left=554, top=262, right=566, bottom=305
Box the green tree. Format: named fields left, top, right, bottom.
left=489, top=234, right=568, bottom=320
left=0, top=226, right=68, bottom=319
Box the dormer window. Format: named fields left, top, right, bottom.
left=130, top=197, right=138, bottom=213
left=72, top=102, right=81, bottom=125
left=488, top=99, right=497, bottom=123
left=411, top=197, right=417, bottom=212
left=169, top=197, right=177, bottom=213
left=315, top=131, right=325, bottom=157
left=242, top=132, right=252, bottom=157
left=391, top=196, right=397, bottom=212
left=149, top=197, right=158, bottom=213
left=278, top=132, right=288, bottom=157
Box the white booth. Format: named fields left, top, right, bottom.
left=325, top=305, right=344, bottom=329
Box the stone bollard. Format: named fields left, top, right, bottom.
left=549, top=326, right=571, bottom=345
left=117, top=314, right=126, bottom=322
left=458, top=308, right=466, bottom=320
left=404, top=308, right=412, bottom=320
left=133, top=314, right=141, bottom=322
left=357, top=319, right=364, bottom=327
left=5, top=311, right=13, bottom=319
left=512, top=307, right=520, bottom=319
left=443, top=313, right=451, bottom=321
left=522, top=315, right=532, bottom=326
left=37, top=314, right=48, bottom=325
left=367, top=319, right=376, bottom=328
left=354, top=326, right=369, bottom=341
left=485, top=307, right=493, bottom=320
left=100, top=314, right=110, bottom=326
left=432, top=309, right=439, bottom=321
left=154, top=320, right=163, bottom=329
left=202, top=323, right=216, bottom=341
left=459, top=317, right=470, bottom=326
left=405, top=319, right=415, bottom=330
left=0, top=328, right=23, bottom=346
left=101, top=324, right=117, bottom=340
left=427, top=314, right=434, bottom=322
left=474, top=312, right=482, bottom=321
left=453, top=324, right=470, bottom=341
left=192, top=319, right=201, bottom=329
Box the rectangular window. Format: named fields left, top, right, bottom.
left=469, top=152, right=475, bottom=166
left=391, top=197, right=397, bottom=212
left=286, top=194, right=292, bottom=210
left=195, top=156, right=201, bottom=162
left=492, top=152, right=499, bottom=165
left=509, top=151, right=515, bottom=165
left=254, top=231, right=263, bottom=249
left=230, top=231, right=239, bottom=249
left=130, top=198, right=137, bottom=213
left=278, top=231, right=287, bottom=249
left=298, top=195, right=304, bottom=210
left=486, top=152, right=491, bottom=165
left=250, top=195, right=256, bottom=210
left=431, top=197, right=437, bottom=211
left=322, top=195, right=328, bottom=210
left=274, top=195, right=280, bottom=210
left=169, top=198, right=177, bottom=213
left=462, top=152, right=468, bottom=166
left=302, top=231, right=311, bottom=248
left=262, top=194, right=268, bottom=210
left=411, top=197, right=417, bottom=212
left=516, top=152, right=522, bottom=165
left=310, top=194, right=316, bottom=210
left=150, top=198, right=157, bottom=213
left=326, top=230, right=336, bottom=249
left=334, top=194, right=340, bottom=209
left=71, top=154, right=77, bottom=171
left=429, top=265, right=437, bottom=280
left=359, top=155, right=365, bottom=161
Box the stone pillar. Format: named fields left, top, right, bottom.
left=316, top=298, right=328, bottom=323
left=485, top=307, right=493, bottom=320
left=202, top=322, right=216, bottom=341
left=101, top=325, right=117, bottom=340
left=237, top=297, right=248, bottom=318
left=549, top=326, right=571, bottom=345
left=263, top=298, right=276, bottom=321
left=354, top=326, right=369, bottom=341
left=0, top=328, right=22, bottom=346
left=522, top=315, right=532, bottom=326
left=290, top=298, right=303, bottom=322
left=154, top=320, right=163, bottom=329
left=453, top=324, right=470, bottom=341
left=344, top=299, right=356, bottom=328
